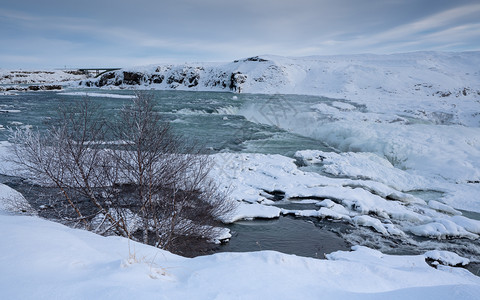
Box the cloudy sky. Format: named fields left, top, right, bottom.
left=1, top=0, right=479, bottom=68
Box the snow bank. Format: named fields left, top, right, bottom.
left=0, top=183, right=35, bottom=215
left=353, top=215, right=389, bottom=235
left=223, top=202, right=281, bottom=223
left=424, top=250, right=470, bottom=267
left=428, top=200, right=462, bottom=215
left=450, top=216, right=480, bottom=234
left=295, top=150, right=429, bottom=191
left=282, top=207, right=351, bottom=221
left=1, top=214, right=480, bottom=299
left=410, top=219, right=479, bottom=239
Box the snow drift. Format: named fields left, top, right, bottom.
left=1, top=213, right=479, bottom=300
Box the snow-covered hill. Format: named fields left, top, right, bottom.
left=80, top=51, right=480, bottom=102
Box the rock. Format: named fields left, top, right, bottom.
left=167, top=71, right=186, bottom=85
left=149, top=74, right=164, bottom=84
left=187, top=73, right=200, bottom=87
left=122, top=71, right=144, bottom=85
left=234, top=56, right=269, bottom=63
left=26, top=85, right=62, bottom=91
left=28, top=85, right=40, bottom=91
left=98, top=72, right=116, bottom=87
left=42, top=85, right=62, bottom=90
left=230, top=72, right=247, bottom=92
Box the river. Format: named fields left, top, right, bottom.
left=1, top=89, right=479, bottom=267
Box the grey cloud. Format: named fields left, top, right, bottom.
left=0, top=0, right=479, bottom=68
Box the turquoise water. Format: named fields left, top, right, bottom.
left=0, top=89, right=349, bottom=257
left=0, top=89, right=332, bottom=157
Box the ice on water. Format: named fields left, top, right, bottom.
left=210, top=152, right=480, bottom=245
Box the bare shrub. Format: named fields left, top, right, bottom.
left=9, top=92, right=235, bottom=254
left=110, top=93, right=235, bottom=251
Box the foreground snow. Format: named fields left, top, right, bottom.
left=1, top=212, right=479, bottom=300
left=0, top=184, right=36, bottom=215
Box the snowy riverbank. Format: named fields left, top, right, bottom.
left=1, top=212, right=480, bottom=299
left=2, top=139, right=480, bottom=260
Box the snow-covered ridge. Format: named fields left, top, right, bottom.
left=79, top=52, right=480, bottom=101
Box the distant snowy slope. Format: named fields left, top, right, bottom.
left=80, top=52, right=480, bottom=102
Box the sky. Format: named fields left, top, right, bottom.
left=1, top=0, right=479, bottom=69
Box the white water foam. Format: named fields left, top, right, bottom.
left=58, top=92, right=136, bottom=99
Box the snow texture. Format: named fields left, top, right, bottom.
left=0, top=183, right=35, bottom=215
left=424, top=250, right=470, bottom=266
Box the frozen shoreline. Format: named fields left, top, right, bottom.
left=2, top=141, right=479, bottom=261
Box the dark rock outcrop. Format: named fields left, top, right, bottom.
left=204, top=71, right=229, bottom=89
left=167, top=71, right=186, bottom=85
left=230, top=72, right=247, bottom=92
left=0, top=85, right=62, bottom=92
left=149, top=74, right=164, bottom=84
left=98, top=72, right=116, bottom=87
left=234, top=56, right=269, bottom=63
left=122, top=71, right=145, bottom=85
left=79, top=65, right=247, bottom=92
